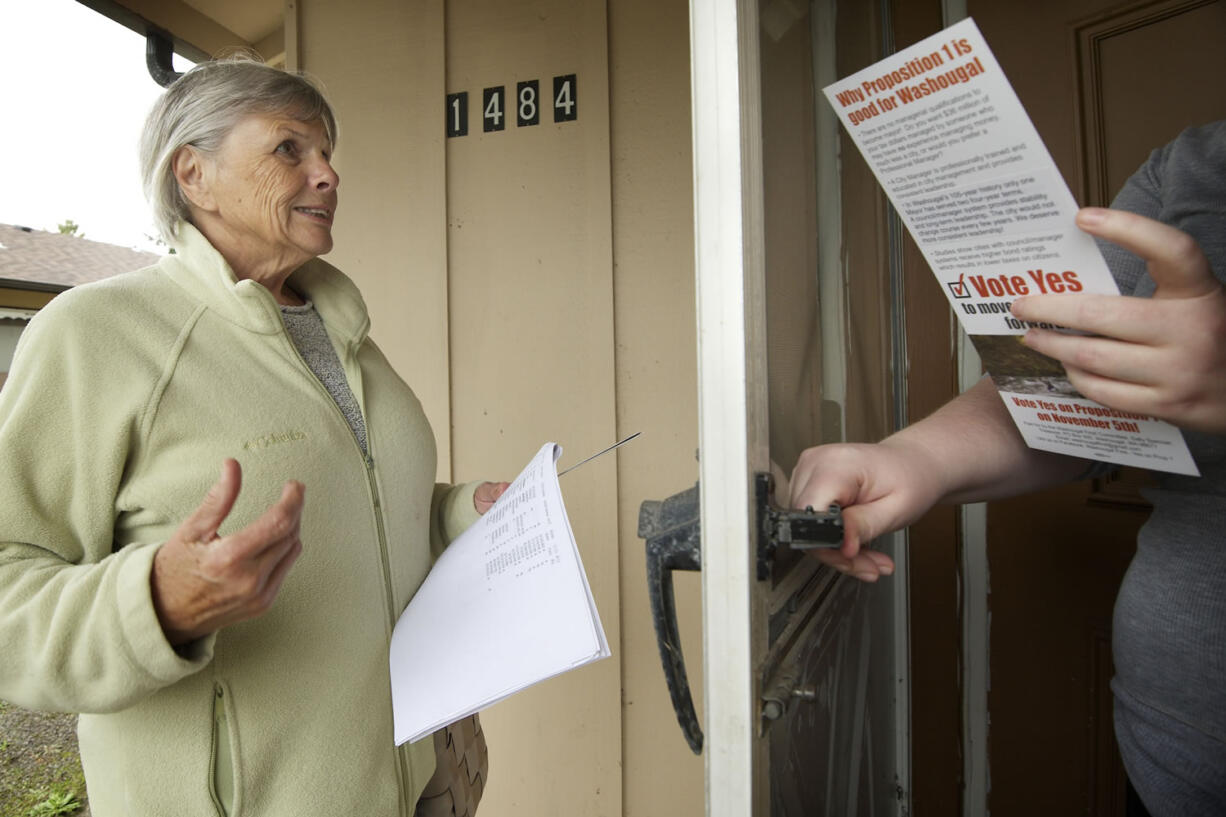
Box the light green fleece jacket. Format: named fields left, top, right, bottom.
left=0, top=223, right=480, bottom=816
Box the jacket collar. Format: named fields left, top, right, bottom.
left=162, top=222, right=371, bottom=347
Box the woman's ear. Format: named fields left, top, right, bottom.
left=171, top=146, right=215, bottom=212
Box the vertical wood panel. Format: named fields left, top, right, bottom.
left=608, top=0, right=706, bottom=814
left=444, top=2, right=622, bottom=815
left=300, top=2, right=623, bottom=814
left=1075, top=0, right=1226, bottom=204
left=298, top=0, right=453, bottom=475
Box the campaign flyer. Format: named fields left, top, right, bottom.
left=821, top=17, right=1196, bottom=476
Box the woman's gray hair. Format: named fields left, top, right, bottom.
left=139, top=55, right=338, bottom=243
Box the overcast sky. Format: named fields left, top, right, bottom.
left=0, top=0, right=193, bottom=252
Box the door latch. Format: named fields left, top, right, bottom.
left=755, top=472, right=845, bottom=579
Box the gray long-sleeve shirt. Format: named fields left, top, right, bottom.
left=1100, top=121, right=1226, bottom=816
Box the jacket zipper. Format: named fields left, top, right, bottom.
left=209, top=683, right=233, bottom=817
left=274, top=318, right=415, bottom=816
left=362, top=453, right=415, bottom=816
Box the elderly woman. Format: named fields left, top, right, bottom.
left=0, top=58, right=502, bottom=816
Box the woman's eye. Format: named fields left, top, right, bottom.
left=275, top=140, right=297, bottom=156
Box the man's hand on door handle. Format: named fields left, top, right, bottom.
left=784, top=440, right=942, bottom=582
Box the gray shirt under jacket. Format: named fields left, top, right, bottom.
left=280, top=300, right=369, bottom=456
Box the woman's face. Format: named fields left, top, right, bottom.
left=199, top=112, right=339, bottom=281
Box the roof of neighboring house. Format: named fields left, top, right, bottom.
left=0, top=224, right=161, bottom=290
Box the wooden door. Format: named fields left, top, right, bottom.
left=964, top=1, right=1226, bottom=813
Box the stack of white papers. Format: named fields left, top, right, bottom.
left=390, top=442, right=611, bottom=746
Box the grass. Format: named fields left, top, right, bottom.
left=26, top=790, right=81, bottom=817
left=0, top=699, right=89, bottom=817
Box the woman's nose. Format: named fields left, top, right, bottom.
left=312, top=155, right=339, bottom=191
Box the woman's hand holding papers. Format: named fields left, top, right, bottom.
left=1012, top=208, right=1226, bottom=434
left=474, top=482, right=511, bottom=514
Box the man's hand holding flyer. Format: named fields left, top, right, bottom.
left=822, top=17, right=1197, bottom=475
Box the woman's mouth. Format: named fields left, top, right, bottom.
left=294, top=206, right=333, bottom=223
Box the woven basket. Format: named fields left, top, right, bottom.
left=414, top=713, right=489, bottom=817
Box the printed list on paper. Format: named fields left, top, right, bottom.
left=389, top=442, right=610, bottom=746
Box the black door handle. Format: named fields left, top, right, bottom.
left=638, top=484, right=704, bottom=754
left=637, top=478, right=844, bottom=755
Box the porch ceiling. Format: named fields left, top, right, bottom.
left=179, top=0, right=281, bottom=44
left=76, top=0, right=283, bottom=64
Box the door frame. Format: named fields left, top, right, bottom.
left=690, top=0, right=769, bottom=813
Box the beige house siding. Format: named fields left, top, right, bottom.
left=608, top=1, right=705, bottom=815
left=298, top=0, right=703, bottom=814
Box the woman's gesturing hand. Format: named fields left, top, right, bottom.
left=151, top=459, right=305, bottom=646
left=1012, top=207, right=1226, bottom=434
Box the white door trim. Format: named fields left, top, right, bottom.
left=690, top=0, right=769, bottom=813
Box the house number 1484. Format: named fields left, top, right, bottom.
left=447, top=74, right=577, bottom=137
